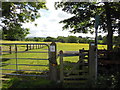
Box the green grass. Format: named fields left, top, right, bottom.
left=2, top=77, right=61, bottom=88
left=1, top=41, right=107, bottom=88
left=1, top=41, right=107, bottom=74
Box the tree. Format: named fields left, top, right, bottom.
left=55, top=2, right=120, bottom=51
left=102, top=36, right=107, bottom=44
left=67, top=36, right=78, bottom=43
left=56, top=36, right=67, bottom=43
left=113, top=36, right=120, bottom=45
left=44, top=37, right=56, bottom=42
left=98, top=35, right=103, bottom=40
left=1, top=2, right=47, bottom=40
left=5, top=26, right=29, bottom=41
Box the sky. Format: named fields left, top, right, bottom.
left=23, top=0, right=107, bottom=38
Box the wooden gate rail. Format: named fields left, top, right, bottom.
left=0, top=43, right=48, bottom=55
left=59, top=43, right=98, bottom=87
left=0, top=43, right=50, bottom=78
left=59, top=49, right=89, bottom=83
left=1, top=42, right=59, bottom=82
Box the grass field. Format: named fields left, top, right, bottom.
left=1, top=40, right=107, bottom=88
left=1, top=40, right=107, bottom=73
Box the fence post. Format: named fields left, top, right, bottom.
left=9, top=46, right=12, bottom=54
left=29, top=45, right=31, bottom=50
left=15, top=44, right=18, bottom=74
left=59, top=50, right=64, bottom=83
left=36, top=44, right=37, bottom=49
left=33, top=44, right=34, bottom=49
left=89, top=43, right=97, bottom=86
left=49, top=42, right=58, bottom=82
left=26, top=44, right=28, bottom=51
left=0, top=46, right=2, bottom=55
left=79, top=48, right=84, bottom=75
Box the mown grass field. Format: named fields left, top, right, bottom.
left=1, top=40, right=107, bottom=74
left=1, top=40, right=107, bottom=88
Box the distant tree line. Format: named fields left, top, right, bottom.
left=24, top=35, right=120, bottom=45
left=25, top=36, right=94, bottom=43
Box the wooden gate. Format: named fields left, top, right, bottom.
left=59, top=43, right=97, bottom=87
left=0, top=42, right=58, bottom=82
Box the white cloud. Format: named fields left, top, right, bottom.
left=23, top=1, right=75, bottom=38
left=23, top=1, right=96, bottom=38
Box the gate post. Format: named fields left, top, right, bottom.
left=49, top=42, right=58, bottom=82
left=89, top=43, right=97, bottom=86
left=59, top=50, right=64, bottom=82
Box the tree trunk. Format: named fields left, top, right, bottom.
left=104, top=2, right=113, bottom=51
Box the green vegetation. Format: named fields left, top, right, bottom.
left=1, top=41, right=107, bottom=89
left=24, top=35, right=120, bottom=46
left=24, top=35, right=109, bottom=44
left=1, top=2, right=47, bottom=40
left=55, top=2, right=120, bottom=51
left=2, top=77, right=61, bottom=88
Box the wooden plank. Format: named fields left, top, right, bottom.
left=64, top=70, right=88, bottom=73
left=65, top=60, right=83, bottom=76
left=1, top=69, right=49, bottom=73
left=64, top=75, right=89, bottom=79
left=1, top=73, right=48, bottom=77
left=98, top=60, right=120, bottom=65
left=64, top=80, right=87, bottom=84
left=63, top=51, right=79, bottom=54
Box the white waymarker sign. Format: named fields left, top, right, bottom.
left=50, top=45, right=55, bottom=52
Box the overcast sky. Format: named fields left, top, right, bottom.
left=23, top=0, right=106, bottom=38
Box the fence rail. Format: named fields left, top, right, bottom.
left=1, top=69, right=49, bottom=73
left=59, top=49, right=89, bottom=86
left=1, top=58, right=48, bottom=60
left=1, top=73, right=48, bottom=77
left=0, top=43, right=50, bottom=78
left=1, top=63, right=49, bottom=66
left=1, top=51, right=48, bottom=53
left=1, top=42, right=59, bottom=82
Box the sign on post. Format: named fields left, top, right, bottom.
left=49, top=42, right=58, bottom=82
left=50, top=45, right=55, bottom=52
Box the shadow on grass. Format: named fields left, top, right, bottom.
left=1, top=58, right=10, bottom=62
left=2, top=70, right=63, bottom=89
left=0, top=58, right=10, bottom=67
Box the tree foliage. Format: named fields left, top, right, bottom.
left=1, top=2, right=47, bottom=40
left=55, top=2, right=120, bottom=50
left=67, top=36, right=78, bottom=43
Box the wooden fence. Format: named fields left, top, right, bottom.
left=1, top=42, right=117, bottom=85
left=58, top=43, right=97, bottom=87
left=0, top=42, right=58, bottom=82
left=0, top=43, right=46, bottom=55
